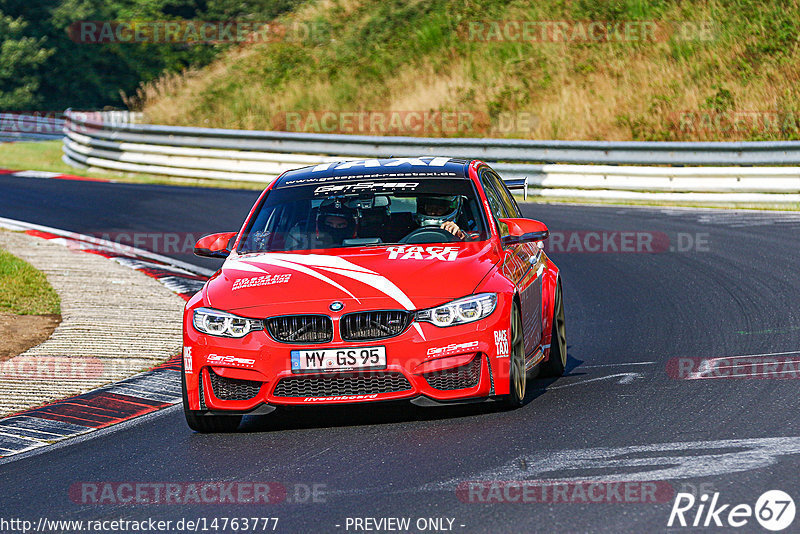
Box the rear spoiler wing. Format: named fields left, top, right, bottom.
left=502, top=176, right=529, bottom=201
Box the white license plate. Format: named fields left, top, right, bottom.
left=291, top=346, right=386, bottom=373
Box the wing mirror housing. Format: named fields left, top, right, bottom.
left=498, top=218, right=549, bottom=247
left=194, top=232, right=237, bottom=258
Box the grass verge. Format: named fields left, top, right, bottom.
left=0, top=248, right=60, bottom=315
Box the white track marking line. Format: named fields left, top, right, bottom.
left=542, top=372, right=644, bottom=390
left=421, top=436, right=800, bottom=489
left=703, top=349, right=800, bottom=360
left=710, top=359, right=800, bottom=371
left=687, top=359, right=800, bottom=379
left=687, top=370, right=800, bottom=380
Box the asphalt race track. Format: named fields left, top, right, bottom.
left=2, top=174, right=800, bottom=533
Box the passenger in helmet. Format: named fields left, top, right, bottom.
left=415, top=195, right=466, bottom=239
left=316, top=200, right=356, bottom=245
left=284, top=199, right=356, bottom=250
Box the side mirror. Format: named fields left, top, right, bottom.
left=498, top=218, right=549, bottom=247
left=194, top=232, right=237, bottom=258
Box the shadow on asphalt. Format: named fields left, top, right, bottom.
left=234, top=349, right=583, bottom=434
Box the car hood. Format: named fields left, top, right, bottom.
left=205, top=241, right=500, bottom=315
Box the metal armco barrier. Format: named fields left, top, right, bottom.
left=1, top=114, right=65, bottom=143
left=62, top=111, right=800, bottom=202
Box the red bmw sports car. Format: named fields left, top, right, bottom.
left=182, top=157, right=566, bottom=432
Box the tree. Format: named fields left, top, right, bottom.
left=0, top=12, right=53, bottom=109
left=0, top=0, right=302, bottom=111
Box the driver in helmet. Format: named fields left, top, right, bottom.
left=415, top=195, right=468, bottom=239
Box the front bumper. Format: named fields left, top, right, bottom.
left=182, top=300, right=512, bottom=411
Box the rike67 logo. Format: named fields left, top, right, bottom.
left=668, top=490, right=796, bottom=531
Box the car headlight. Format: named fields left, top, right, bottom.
left=415, top=293, right=497, bottom=327
left=192, top=307, right=263, bottom=338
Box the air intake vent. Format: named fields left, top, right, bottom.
left=266, top=314, right=333, bottom=343
left=273, top=372, right=411, bottom=398
left=207, top=369, right=263, bottom=401
left=424, top=356, right=481, bottom=391
left=340, top=310, right=411, bottom=341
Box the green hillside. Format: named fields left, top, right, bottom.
left=133, top=0, right=800, bottom=141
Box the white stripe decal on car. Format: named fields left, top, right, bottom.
left=234, top=258, right=360, bottom=302
left=226, top=254, right=427, bottom=340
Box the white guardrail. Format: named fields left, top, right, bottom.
left=1, top=113, right=65, bottom=143
left=61, top=111, right=800, bottom=203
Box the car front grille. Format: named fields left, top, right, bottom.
left=424, top=356, right=482, bottom=391
left=273, top=372, right=412, bottom=398
left=266, top=314, right=333, bottom=343
left=207, top=368, right=263, bottom=401
left=340, top=310, right=411, bottom=341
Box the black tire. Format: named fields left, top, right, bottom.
left=502, top=301, right=527, bottom=408
left=181, top=366, right=242, bottom=433
left=540, top=279, right=567, bottom=377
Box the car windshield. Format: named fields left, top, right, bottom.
left=238, top=177, right=488, bottom=253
